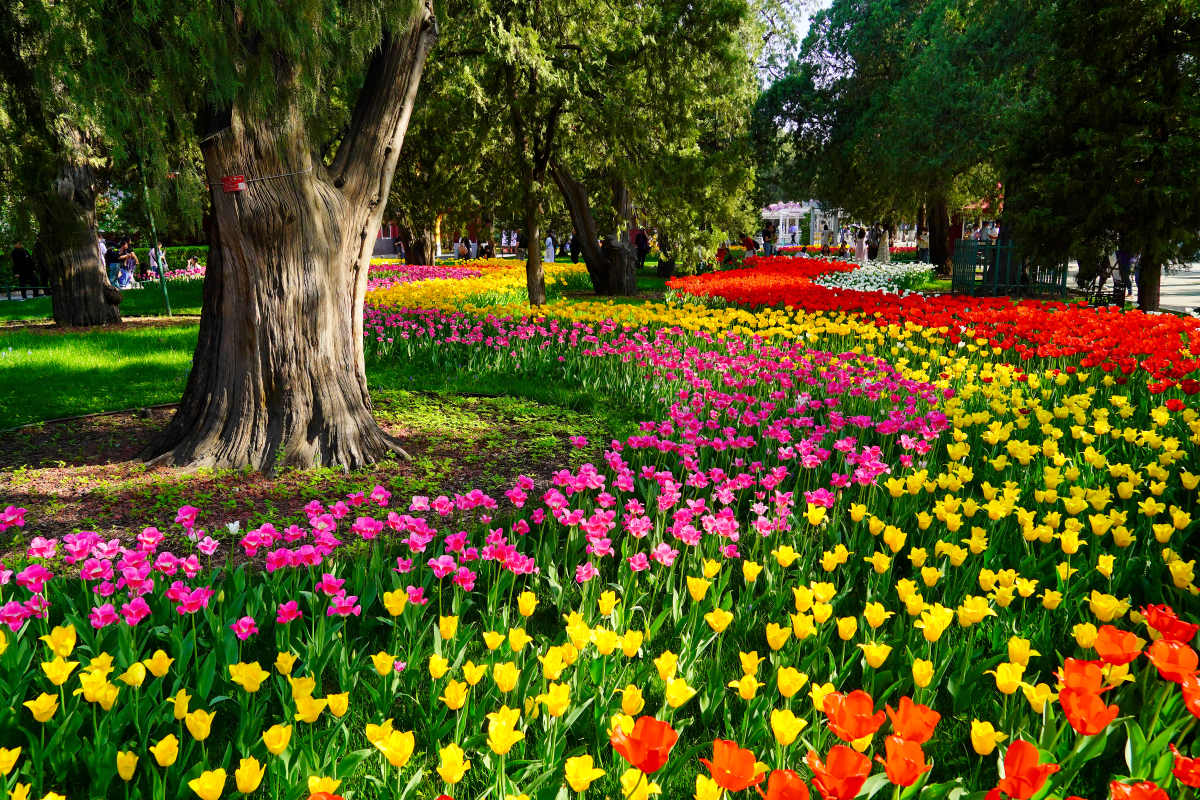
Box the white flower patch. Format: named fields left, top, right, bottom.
left=815, top=261, right=934, bottom=294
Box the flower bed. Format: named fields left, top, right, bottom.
left=4, top=252, right=1200, bottom=800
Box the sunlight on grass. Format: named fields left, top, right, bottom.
left=0, top=280, right=205, bottom=322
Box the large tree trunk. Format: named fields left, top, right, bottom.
left=40, top=156, right=122, bottom=326
left=523, top=195, right=546, bottom=305
left=397, top=224, right=435, bottom=265
left=927, top=191, right=952, bottom=275
left=549, top=159, right=610, bottom=293
left=1138, top=255, right=1161, bottom=311
left=143, top=5, right=438, bottom=471
left=656, top=231, right=675, bottom=278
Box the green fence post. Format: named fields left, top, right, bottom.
left=137, top=151, right=172, bottom=316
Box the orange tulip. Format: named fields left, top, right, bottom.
left=991, top=740, right=1060, bottom=800
left=1146, top=639, right=1198, bottom=684
left=876, top=736, right=931, bottom=787
left=1060, top=687, right=1119, bottom=735
left=884, top=696, right=940, bottom=744
left=700, top=739, right=767, bottom=792
left=610, top=715, right=678, bottom=774
left=756, top=769, right=811, bottom=800
left=1110, top=781, right=1170, bottom=800
left=823, top=690, right=886, bottom=743
left=1183, top=674, right=1200, bottom=718
left=1141, top=604, right=1199, bottom=642
left=1170, top=745, right=1200, bottom=788
left=1057, top=658, right=1105, bottom=693
left=1093, top=626, right=1143, bottom=666
left=805, top=745, right=872, bottom=800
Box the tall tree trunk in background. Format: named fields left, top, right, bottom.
left=143, top=5, right=438, bottom=471
left=927, top=191, right=952, bottom=275
left=605, top=175, right=637, bottom=295
left=523, top=193, right=546, bottom=305
left=656, top=231, right=675, bottom=277
left=1138, top=254, right=1161, bottom=311
left=550, top=159, right=610, bottom=294
left=397, top=224, right=435, bottom=265
left=38, top=154, right=122, bottom=326
left=915, top=203, right=926, bottom=236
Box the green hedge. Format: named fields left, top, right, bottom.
left=130, top=245, right=208, bottom=267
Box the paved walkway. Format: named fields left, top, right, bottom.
left=1065, top=263, right=1199, bottom=313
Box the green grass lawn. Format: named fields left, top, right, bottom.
left=0, top=279, right=204, bottom=322
left=0, top=324, right=199, bottom=428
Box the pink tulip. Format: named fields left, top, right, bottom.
left=16, top=564, right=53, bottom=594
left=230, top=615, right=259, bottom=640
left=405, top=586, right=428, bottom=605
left=27, top=537, right=57, bottom=559
left=175, top=505, right=199, bottom=528
left=575, top=562, right=599, bottom=583
left=121, top=598, right=152, bottom=626
left=0, top=599, right=30, bottom=631
left=89, top=603, right=118, bottom=629
left=370, top=485, right=392, bottom=507
left=316, top=573, right=346, bottom=596
left=327, top=595, right=361, bottom=617
left=276, top=600, right=303, bottom=624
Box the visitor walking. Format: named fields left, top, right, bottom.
left=740, top=232, right=757, bottom=257
left=516, top=232, right=528, bottom=261
left=635, top=229, right=650, bottom=267
left=789, top=222, right=798, bottom=244
left=880, top=226, right=891, bottom=263
left=97, top=234, right=107, bottom=267
left=148, top=241, right=167, bottom=278
left=865, top=225, right=880, bottom=260
left=10, top=241, right=38, bottom=298
left=917, top=228, right=930, bottom=263
left=545, top=232, right=556, bottom=263
left=854, top=228, right=867, bottom=262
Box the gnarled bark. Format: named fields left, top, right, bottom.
left=142, top=2, right=438, bottom=471
left=927, top=191, right=952, bottom=275
left=1138, top=254, right=1161, bottom=311
left=548, top=159, right=636, bottom=296
left=40, top=156, right=122, bottom=326
left=397, top=224, right=435, bottom=265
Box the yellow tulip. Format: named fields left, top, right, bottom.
left=772, top=546, right=800, bottom=567
left=116, top=751, right=138, bottom=782
left=382, top=588, right=408, bottom=615
left=39, top=626, right=76, bottom=658
left=0, top=746, right=20, bottom=776
left=598, top=590, right=620, bottom=615
left=235, top=757, right=265, bottom=793
left=809, top=682, right=836, bottom=712
left=537, top=682, right=572, bottom=717
left=117, top=663, right=147, bottom=688
left=308, top=777, right=341, bottom=795
left=912, top=658, right=934, bottom=688
left=229, top=662, right=269, bottom=693
left=564, top=755, right=606, bottom=792
left=185, top=709, right=216, bottom=740
left=687, top=576, right=711, bottom=602
left=149, top=734, right=179, bottom=767
left=428, top=655, right=450, bottom=679
left=327, top=691, right=349, bottom=718
left=765, top=623, right=791, bottom=651
left=1022, top=683, right=1058, bottom=713
left=705, top=608, right=734, bottom=633
left=1089, top=590, right=1131, bottom=622
left=621, top=630, right=643, bottom=657
left=654, top=651, right=678, bottom=681
left=984, top=662, right=1025, bottom=694
left=375, top=730, right=415, bottom=768
left=864, top=602, right=894, bottom=629
left=262, top=724, right=292, bottom=755
left=665, top=678, right=697, bottom=708
left=293, top=695, right=327, bottom=724
left=776, top=667, right=809, bottom=698
left=494, top=661, right=519, bottom=692
left=621, top=767, right=662, bottom=800
left=487, top=706, right=525, bottom=755
left=483, top=630, right=506, bottom=650
left=858, top=642, right=892, bottom=668
left=287, top=675, right=315, bottom=699
left=621, top=684, right=645, bottom=715
left=742, top=561, right=763, bottom=583
left=437, top=743, right=471, bottom=784
left=188, top=769, right=226, bottom=800
left=439, top=615, right=459, bottom=640
left=1073, top=623, right=1098, bottom=649
left=440, top=679, right=469, bottom=711
left=837, top=616, right=858, bottom=640
left=143, top=650, right=174, bottom=678
left=40, top=657, right=79, bottom=687
left=971, top=720, right=1006, bottom=755
left=517, top=591, right=538, bottom=617
left=594, top=627, right=621, bottom=656
left=23, top=693, right=58, bottom=723
left=771, top=708, right=808, bottom=746
left=508, top=627, right=533, bottom=651
left=463, top=660, right=489, bottom=686
left=728, top=675, right=761, bottom=700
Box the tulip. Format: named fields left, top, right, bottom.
left=911, top=659, right=934, bottom=688
left=294, top=695, right=327, bottom=723
left=518, top=591, right=538, bottom=617
left=537, top=682, right=571, bottom=717
left=40, top=657, right=79, bottom=687
left=621, top=630, right=643, bottom=657
left=188, top=768, right=226, bottom=800
left=970, top=720, right=1005, bottom=755
left=700, top=739, right=768, bottom=792
left=1073, top=623, right=1098, bottom=649
left=186, top=709, right=216, bottom=740
left=327, top=691, right=349, bottom=718
left=170, top=689, right=191, bottom=720
left=429, top=655, right=450, bottom=679
left=1022, top=683, right=1058, bottom=713
left=307, top=776, right=341, bottom=795
left=436, top=743, right=471, bottom=785
left=771, top=708, right=808, bottom=746
left=742, top=561, right=763, bottom=582
left=760, top=769, right=812, bottom=800
left=859, top=642, right=891, bottom=669
left=235, top=757, right=265, bottom=793
left=687, top=576, right=712, bottom=602
left=705, top=608, right=734, bottom=633
left=666, top=677, right=698, bottom=708
left=598, top=590, right=620, bottom=615
left=508, top=627, right=533, bottom=651
left=483, top=630, right=506, bottom=650
left=440, top=679, right=469, bottom=711
left=772, top=546, right=800, bottom=567
left=766, top=623, right=791, bottom=651
left=992, top=740, right=1060, bottom=799
left=439, top=615, right=459, bottom=640
left=263, top=724, right=292, bottom=755
left=0, top=747, right=20, bottom=777
left=1093, top=626, right=1145, bottom=666
left=23, top=693, right=58, bottom=723
left=143, top=650, right=174, bottom=678
left=885, top=696, right=939, bottom=744
left=824, top=690, right=886, bottom=742
left=486, top=706, right=524, bottom=755
left=1007, top=637, right=1040, bottom=667
left=229, top=662, right=270, bottom=693
left=117, top=750, right=138, bottom=781
left=149, top=734, right=179, bottom=767
left=375, top=729, right=415, bottom=767
left=729, top=675, right=761, bottom=700
left=984, top=662, right=1025, bottom=694
left=622, top=684, right=645, bottom=715
left=117, top=663, right=147, bottom=688
left=565, top=755, right=606, bottom=792
left=1146, top=639, right=1199, bottom=683
left=809, top=682, right=836, bottom=712
left=494, top=661, right=519, bottom=692
left=1110, top=782, right=1171, bottom=800
left=39, top=625, right=77, bottom=658
left=876, top=736, right=930, bottom=787
left=805, top=745, right=872, bottom=800
left=836, top=617, right=857, bottom=641
left=1059, top=687, right=1119, bottom=735
left=611, top=716, right=678, bottom=774
left=777, top=667, right=808, bottom=698
left=792, top=586, right=814, bottom=613
left=1170, top=744, right=1200, bottom=788
left=696, top=774, right=723, bottom=800
left=863, top=602, right=894, bottom=629
left=382, top=588, right=408, bottom=615
left=594, top=628, right=620, bottom=656
left=620, top=767, right=662, bottom=800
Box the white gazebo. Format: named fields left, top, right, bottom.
left=760, top=201, right=813, bottom=246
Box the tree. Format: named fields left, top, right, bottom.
left=0, top=0, right=122, bottom=325
left=1004, top=0, right=1200, bottom=310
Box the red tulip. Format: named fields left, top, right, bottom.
left=309, top=794, right=346, bottom=800
left=1145, top=639, right=1198, bottom=683
left=1184, top=674, right=1200, bottom=719
left=1093, top=626, right=1143, bottom=666
left=1110, top=781, right=1170, bottom=800
left=700, top=739, right=768, bottom=791
left=805, top=746, right=872, bottom=800
left=1141, top=605, right=1200, bottom=643
left=988, top=740, right=1060, bottom=800
left=824, top=690, right=886, bottom=742
left=611, top=715, right=679, bottom=774
left=876, top=736, right=931, bottom=787
left=884, top=696, right=940, bottom=744
left=1057, top=659, right=1106, bottom=693
left=756, top=770, right=811, bottom=800
left=1059, top=687, right=1119, bottom=735
left=1170, top=745, right=1200, bottom=787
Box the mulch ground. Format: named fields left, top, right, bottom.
left=0, top=392, right=607, bottom=564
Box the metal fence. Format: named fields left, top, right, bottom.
left=951, top=241, right=1067, bottom=298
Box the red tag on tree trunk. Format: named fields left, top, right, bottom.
left=222, top=175, right=247, bottom=193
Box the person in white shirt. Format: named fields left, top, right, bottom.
left=97, top=234, right=107, bottom=267
left=545, top=233, right=556, bottom=263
